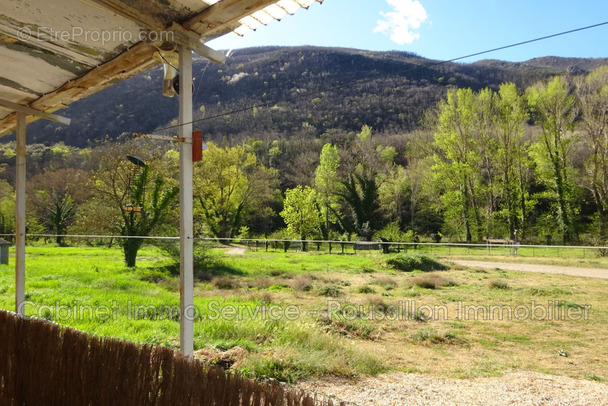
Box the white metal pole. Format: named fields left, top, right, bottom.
left=178, top=45, right=194, bottom=356
left=15, top=112, right=26, bottom=316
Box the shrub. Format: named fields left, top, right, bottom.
left=374, top=221, right=415, bottom=242
left=412, top=310, right=429, bottom=322
left=557, top=301, right=583, bottom=309
left=243, top=355, right=306, bottom=383
left=412, top=327, right=464, bottom=344
left=386, top=254, right=447, bottom=272
left=529, top=287, right=571, bottom=296
left=489, top=280, right=509, bottom=290
left=291, top=274, right=314, bottom=292
left=374, top=276, right=398, bottom=290
left=442, top=279, right=459, bottom=287
left=402, top=289, right=421, bottom=298
left=318, top=285, right=343, bottom=297
left=357, top=285, right=375, bottom=294
left=212, top=276, right=239, bottom=290
left=595, top=248, right=608, bottom=257
left=367, top=297, right=390, bottom=314
left=317, top=316, right=378, bottom=340
left=258, top=292, right=273, bottom=304
left=249, top=277, right=273, bottom=289
left=136, top=268, right=171, bottom=284
left=413, top=273, right=458, bottom=289
left=414, top=278, right=437, bottom=289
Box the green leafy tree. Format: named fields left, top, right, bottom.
left=478, top=83, right=531, bottom=240
left=120, top=166, right=178, bottom=267
left=378, top=146, right=398, bottom=165
left=527, top=76, right=580, bottom=243
left=194, top=142, right=277, bottom=239
left=28, top=168, right=90, bottom=245
left=91, top=141, right=178, bottom=267
left=357, top=125, right=372, bottom=142
left=493, top=83, right=531, bottom=240
left=0, top=180, right=14, bottom=236
left=314, top=143, right=341, bottom=239
left=377, top=165, right=409, bottom=227
left=405, top=156, right=443, bottom=235
left=577, top=66, right=608, bottom=240
left=432, top=88, right=485, bottom=242
left=69, top=196, right=122, bottom=247
left=280, top=185, right=321, bottom=242
left=336, top=171, right=381, bottom=241
left=475, top=87, right=500, bottom=234
left=404, top=130, right=444, bottom=235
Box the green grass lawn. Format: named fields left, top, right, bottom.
left=0, top=244, right=384, bottom=382
left=1, top=244, right=607, bottom=383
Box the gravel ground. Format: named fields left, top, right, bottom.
left=449, top=260, right=608, bottom=279
left=300, top=372, right=608, bottom=406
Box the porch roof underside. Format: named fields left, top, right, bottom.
left=0, top=0, right=320, bottom=136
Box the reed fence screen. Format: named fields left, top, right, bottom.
left=0, top=311, right=343, bottom=406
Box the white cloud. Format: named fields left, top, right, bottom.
left=374, top=0, right=428, bottom=45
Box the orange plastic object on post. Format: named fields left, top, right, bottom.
left=192, top=130, right=202, bottom=162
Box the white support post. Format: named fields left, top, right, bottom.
left=178, top=45, right=194, bottom=356
left=15, top=112, right=26, bottom=316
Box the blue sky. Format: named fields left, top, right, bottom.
left=208, top=0, right=608, bottom=62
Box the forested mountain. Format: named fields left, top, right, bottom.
left=5, top=46, right=608, bottom=147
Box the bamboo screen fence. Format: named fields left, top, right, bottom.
left=0, top=311, right=344, bottom=406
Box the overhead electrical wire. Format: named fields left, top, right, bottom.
left=155, top=20, right=608, bottom=133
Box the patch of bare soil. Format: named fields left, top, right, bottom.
left=225, top=246, right=247, bottom=255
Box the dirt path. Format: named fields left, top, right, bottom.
left=224, top=246, right=246, bottom=255
left=449, top=260, right=608, bottom=279
left=300, top=371, right=608, bottom=406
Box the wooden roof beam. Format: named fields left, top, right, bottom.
left=165, top=22, right=226, bottom=65
left=0, top=99, right=70, bottom=126
left=89, top=0, right=225, bottom=64
left=0, top=41, right=157, bottom=137
left=184, top=0, right=280, bottom=38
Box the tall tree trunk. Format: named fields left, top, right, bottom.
left=461, top=178, right=473, bottom=243
left=124, top=238, right=143, bottom=267
left=553, top=159, right=572, bottom=244
left=518, top=162, right=527, bottom=241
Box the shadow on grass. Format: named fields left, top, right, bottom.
left=148, top=241, right=245, bottom=281
left=152, top=260, right=244, bottom=282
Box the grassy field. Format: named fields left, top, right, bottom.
left=0, top=244, right=606, bottom=383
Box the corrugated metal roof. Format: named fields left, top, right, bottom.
left=236, top=0, right=319, bottom=34
left=0, top=0, right=323, bottom=136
